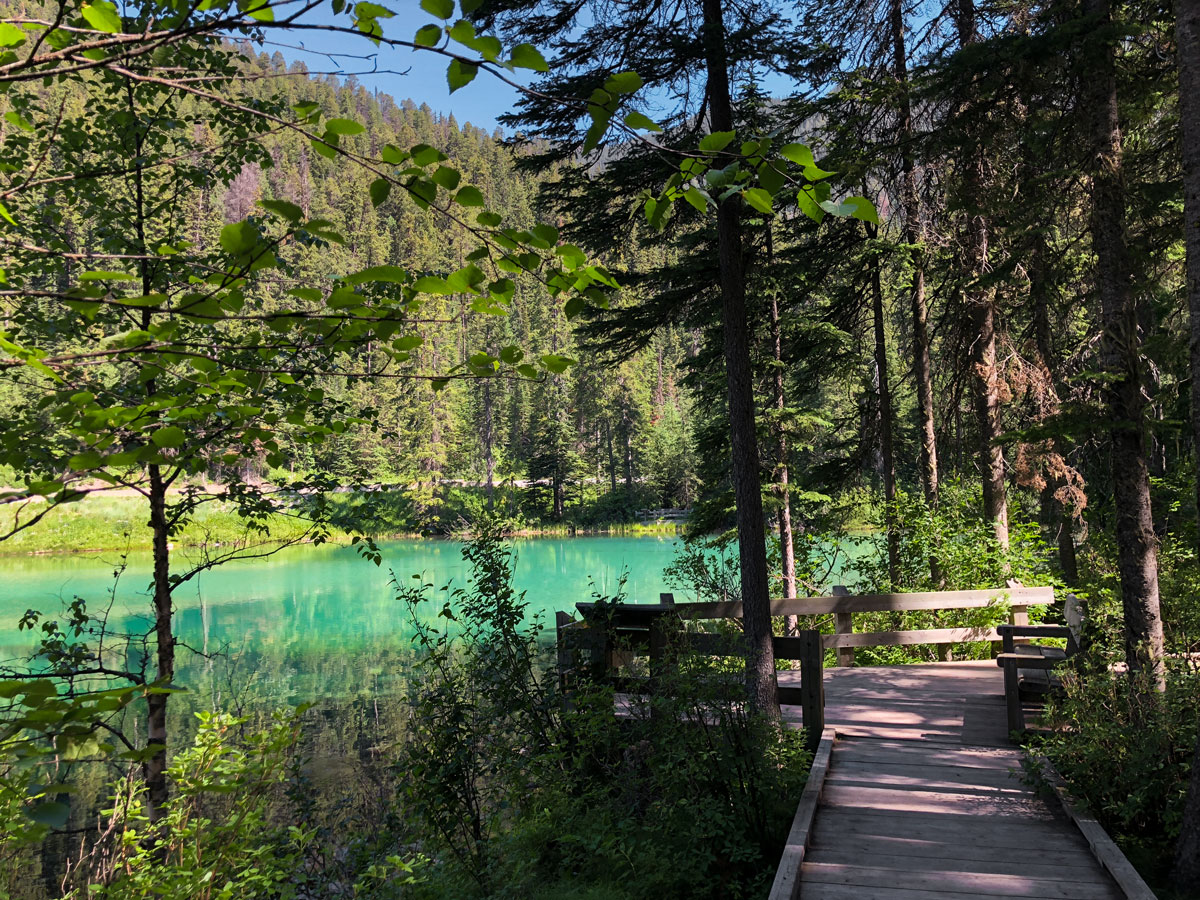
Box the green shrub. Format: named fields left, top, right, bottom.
left=394, top=520, right=811, bottom=899
left=1033, top=666, right=1199, bottom=893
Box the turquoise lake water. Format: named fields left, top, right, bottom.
left=0, top=536, right=687, bottom=703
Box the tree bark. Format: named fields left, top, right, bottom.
left=770, top=291, right=798, bottom=635
left=954, top=0, right=1009, bottom=553
left=1175, top=723, right=1200, bottom=885
left=869, top=241, right=901, bottom=585
left=1181, top=0, right=1200, bottom=552
left=1085, top=0, right=1165, bottom=689
left=482, top=379, right=495, bottom=512
left=145, top=465, right=174, bottom=824
left=1174, top=0, right=1200, bottom=881
left=702, top=0, right=778, bottom=716
left=890, top=0, right=941, bottom=584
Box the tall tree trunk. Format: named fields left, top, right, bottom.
left=701, top=0, right=778, bottom=715
left=606, top=419, right=618, bottom=494
left=130, top=80, right=173, bottom=827
left=1174, top=0, right=1200, bottom=883
left=1030, top=239, right=1080, bottom=583
left=869, top=240, right=901, bottom=584
left=145, top=465, right=174, bottom=824
left=1182, top=0, right=1200, bottom=552
left=482, top=379, right=495, bottom=512
left=955, top=0, right=1009, bottom=552
left=770, top=291, right=798, bottom=634
left=1085, top=0, right=1165, bottom=688
left=890, top=0, right=941, bottom=587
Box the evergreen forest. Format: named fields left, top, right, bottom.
left=1, top=0, right=1199, bottom=897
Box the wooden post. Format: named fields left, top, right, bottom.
left=555, top=610, right=574, bottom=691
left=798, top=629, right=824, bottom=752
left=832, top=585, right=855, bottom=667
left=648, top=612, right=670, bottom=693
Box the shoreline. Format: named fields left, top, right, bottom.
left=1, top=522, right=686, bottom=558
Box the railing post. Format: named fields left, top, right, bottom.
left=798, top=629, right=824, bottom=753
left=555, top=610, right=574, bottom=692
left=832, top=584, right=855, bottom=667
left=648, top=611, right=669, bottom=693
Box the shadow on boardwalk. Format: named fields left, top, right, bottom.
left=777, top=661, right=1124, bottom=899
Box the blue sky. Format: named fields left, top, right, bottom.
left=258, top=1, right=528, bottom=132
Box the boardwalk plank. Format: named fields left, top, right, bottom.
left=805, top=849, right=1114, bottom=883
left=809, top=809, right=1087, bottom=849
left=826, top=760, right=1029, bottom=793
left=807, top=833, right=1097, bottom=866
left=800, top=861, right=1122, bottom=898
left=797, top=883, right=1121, bottom=900
left=819, top=783, right=1059, bottom=820
left=773, top=663, right=1130, bottom=900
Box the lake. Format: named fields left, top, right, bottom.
left=1, top=534, right=870, bottom=709
left=1, top=536, right=689, bottom=704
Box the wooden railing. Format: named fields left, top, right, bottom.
left=555, top=583, right=1057, bottom=751
left=657, top=583, right=1056, bottom=667
left=556, top=593, right=826, bottom=750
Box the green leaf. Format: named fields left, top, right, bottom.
left=241, top=0, right=275, bottom=22
left=292, top=101, right=321, bottom=122
left=699, top=131, right=736, bottom=153
left=4, top=110, right=33, bottom=132
left=0, top=23, right=27, bottom=47
left=259, top=199, right=304, bottom=222
left=510, top=43, right=548, bottom=72
left=741, top=187, right=774, bottom=215
left=431, top=166, right=461, bottom=190
left=540, top=354, right=575, bottom=374
left=413, top=275, right=452, bottom=294
left=381, top=144, right=408, bottom=164
left=414, top=23, right=441, bottom=46
left=392, top=335, right=423, bottom=351
left=623, top=111, right=661, bottom=133
left=219, top=221, right=258, bottom=255
left=0, top=201, right=14, bottom=227
left=420, top=0, right=454, bottom=19
left=27, top=801, right=69, bottom=828
left=369, top=178, right=391, bottom=207
left=780, top=143, right=837, bottom=180
left=80, top=1, right=121, bottom=33
left=757, top=162, right=785, bottom=196
left=68, top=451, right=103, bottom=469
left=796, top=186, right=825, bottom=224
left=151, top=426, right=186, bottom=449
left=454, top=186, right=484, bottom=207
left=79, top=270, right=137, bottom=281
left=344, top=265, right=408, bottom=285
left=325, top=118, right=364, bottom=135
left=682, top=187, right=709, bottom=212
left=604, top=70, right=643, bottom=95
left=842, top=195, right=880, bottom=224
left=447, top=59, right=478, bottom=93
left=476, top=211, right=502, bottom=227
left=410, top=143, right=444, bottom=166
left=355, top=1, right=395, bottom=18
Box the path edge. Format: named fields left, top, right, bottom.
left=767, top=725, right=837, bottom=900
left=1033, top=754, right=1158, bottom=899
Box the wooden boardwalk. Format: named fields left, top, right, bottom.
left=776, top=661, right=1125, bottom=899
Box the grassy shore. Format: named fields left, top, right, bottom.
left=0, top=493, right=682, bottom=555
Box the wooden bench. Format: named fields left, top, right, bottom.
left=995, top=593, right=1083, bottom=734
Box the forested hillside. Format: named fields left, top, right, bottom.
left=0, top=38, right=699, bottom=531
